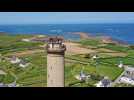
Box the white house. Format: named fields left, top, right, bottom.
left=37, top=35, right=45, bottom=37
left=93, top=55, right=97, bottom=59
left=124, top=66, right=134, bottom=79
left=92, top=54, right=98, bottom=60
left=0, top=81, right=19, bottom=87
left=0, top=83, right=7, bottom=87
left=118, top=61, right=124, bottom=68
left=117, top=66, right=134, bottom=85
left=10, top=56, right=21, bottom=64
left=21, top=39, right=31, bottom=42
left=96, top=81, right=103, bottom=87
left=75, top=70, right=90, bottom=81
left=119, top=77, right=134, bottom=85
left=95, top=77, right=111, bottom=87
left=7, top=81, right=19, bottom=87
left=19, top=61, right=29, bottom=68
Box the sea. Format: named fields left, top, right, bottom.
left=0, top=24, right=134, bottom=44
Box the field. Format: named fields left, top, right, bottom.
left=0, top=34, right=46, bottom=86
left=0, top=34, right=134, bottom=87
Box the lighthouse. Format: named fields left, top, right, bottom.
left=46, top=36, right=66, bottom=87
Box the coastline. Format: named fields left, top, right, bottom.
left=0, top=23, right=134, bottom=45
left=71, top=32, right=129, bottom=45
left=0, top=31, right=131, bottom=46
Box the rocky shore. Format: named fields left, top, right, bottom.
left=0, top=32, right=7, bottom=35
left=72, top=32, right=128, bottom=45
left=72, top=32, right=94, bottom=39
left=2, top=31, right=129, bottom=45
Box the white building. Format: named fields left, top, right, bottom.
left=75, top=70, right=90, bottom=81
left=92, top=54, right=98, bottom=60
left=10, top=56, right=21, bottom=64
left=0, top=81, right=19, bottom=87
left=19, top=61, right=29, bottom=68
left=124, top=66, right=134, bottom=79
left=7, top=81, right=19, bottom=87
left=21, top=39, right=31, bottom=42
left=0, top=83, right=7, bottom=87
left=119, top=77, right=134, bottom=85
left=118, top=61, right=124, bottom=68
left=96, top=81, right=103, bottom=87
left=95, top=77, right=111, bottom=87
left=92, top=55, right=97, bottom=59
left=117, top=66, right=134, bottom=85
left=37, top=35, right=45, bottom=37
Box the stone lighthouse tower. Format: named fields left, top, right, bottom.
left=46, top=37, right=66, bottom=87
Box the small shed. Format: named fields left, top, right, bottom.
left=10, top=56, right=21, bottom=64
left=19, top=60, right=29, bottom=68
left=96, top=76, right=111, bottom=87
left=124, top=66, right=134, bottom=79
left=118, top=61, right=124, bottom=68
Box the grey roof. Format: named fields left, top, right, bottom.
left=11, top=56, right=17, bottom=60
left=101, top=79, right=111, bottom=87
left=8, top=82, right=17, bottom=87
left=0, top=83, right=7, bottom=87
left=0, top=81, right=17, bottom=87
left=125, top=66, right=134, bottom=72
left=20, top=60, right=27, bottom=65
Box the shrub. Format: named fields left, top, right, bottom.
left=91, top=74, right=103, bottom=81
left=129, top=45, right=134, bottom=49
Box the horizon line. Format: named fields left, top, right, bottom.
left=0, top=22, right=134, bottom=25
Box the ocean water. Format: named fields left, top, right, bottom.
left=0, top=24, right=134, bottom=44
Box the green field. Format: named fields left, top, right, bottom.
left=0, top=35, right=46, bottom=86
left=78, top=39, right=100, bottom=47
left=0, top=34, right=134, bottom=87
left=0, top=34, right=44, bottom=54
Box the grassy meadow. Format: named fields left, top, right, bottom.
left=0, top=35, right=134, bottom=87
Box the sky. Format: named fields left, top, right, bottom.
left=0, top=12, right=134, bottom=24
